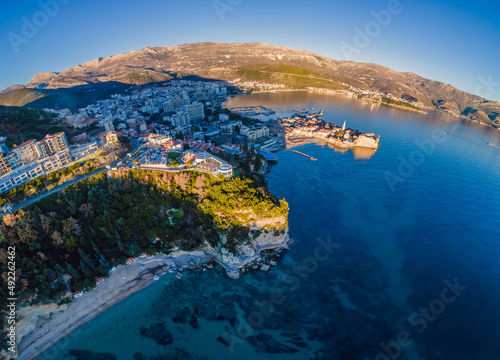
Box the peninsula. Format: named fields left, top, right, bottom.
left=272, top=111, right=380, bottom=150
left=1, top=169, right=289, bottom=359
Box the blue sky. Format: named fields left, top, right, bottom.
left=1, top=0, right=500, bottom=100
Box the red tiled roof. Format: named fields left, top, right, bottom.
left=16, top=139, right=36, bottom=148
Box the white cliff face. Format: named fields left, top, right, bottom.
left=253, top=229, right=288, bottom=247
left=202, top=227, right=290, bottom=277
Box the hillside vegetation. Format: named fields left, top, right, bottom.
left=0, top=83, right=136, bottom=111
left=0, top=106, right=66, bottom=148
left=235, top=64, right=347, bottom=90
left=0, top=88, right=47, bottom=107
left=0, top=170, right=288, bottom=321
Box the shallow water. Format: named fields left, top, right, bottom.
left=35, top=91, right=500, bottom=360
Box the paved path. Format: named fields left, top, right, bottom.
left=1, top=140, right=140, bottom=217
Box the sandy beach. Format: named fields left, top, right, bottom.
left=16, top=234, right=291, bottom=360
left=16, top=253, right=209, bottom=360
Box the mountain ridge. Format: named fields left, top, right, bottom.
left=2, top=42, right=499, bottom=127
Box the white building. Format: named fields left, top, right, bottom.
left=70, top=142, right=99, bottom=159
left=12, top=139, right=38, bottom=165
left=104, top=120, right=115, bottom=132
left=148, top=134, right=172, bottom=146
left=171, top=112, right=190, bottom=127
left=219, top=114, right=230, bottom=122
left=39, top=150, right=72, bottom=172
left=0, top=162, right=45, bottom=194
left=140, top=105, right=154, bottom=113
left=219, top=120, right=242, bottom=132
left=240, top=126, right=270, bottom=141
left=5, top=152, right=22, bottom=170
left=181, top=103, right=205, bottom=121
left=163, top=100, right=175, bottom=113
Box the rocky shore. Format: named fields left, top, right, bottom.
left=15, top=231, right=291, bottom=360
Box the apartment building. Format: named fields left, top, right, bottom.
left=181, top=103, right=205, bottom=121
left=39, top=150, right=72, bottom=173
left=171, top=112, right=190, bottom=127
left=0, top=156, right=11, bottom=176
left=13, top=139, right=39, bottom=164
left=35, top=132, right=69, bottom=158
left=104, top=120, right=115, bottom=132
left=240, top=126, right=270, bottom=141
left=162, top=100, right=175, bottom=113
left=4, top=152, right=21, bottom=170
left=106, top=131, right=120, bottom=146
left=0, top=150, right=73, bottom=194
left=69, top=142, right=99, bottom=159
left=219, top=120, right=242, bottom=132
left=0, top=162, right=45, bottom=194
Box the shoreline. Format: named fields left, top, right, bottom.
left=237, top=88, right=429, bottom=115
left=16, top=234, right=291, bottom=360
left=356, top=95, right=430, bottom=115
left=236, top=88, right=497, bottom=128
left=231, top=87, right=500, bottom=133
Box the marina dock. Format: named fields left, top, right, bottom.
left=293, top=150, right=317, bottom=161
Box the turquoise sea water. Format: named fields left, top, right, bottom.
left=35, top=92, right=500, bottom=360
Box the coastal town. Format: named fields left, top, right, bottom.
left=0, top=80, right=380, bottom=202
left=271, top=109, right=380, bottom=150
left=0, top=2, right=497, bottom=357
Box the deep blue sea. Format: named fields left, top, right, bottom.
left=36, top=92, right=500, bottom=360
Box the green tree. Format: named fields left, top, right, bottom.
left=66, top=262, right=81, bottom=282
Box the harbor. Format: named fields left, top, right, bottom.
left=293, top=108, right=324, bottom=118
left=228, top=105, right=276, bottom=117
